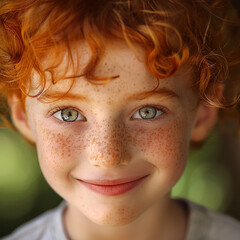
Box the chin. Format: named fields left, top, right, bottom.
left=85, top=204, right=140, bottom=226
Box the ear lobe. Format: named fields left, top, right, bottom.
left=190, top=103, right=218, bottom=142
left=8, top=94, right=35, bottom=143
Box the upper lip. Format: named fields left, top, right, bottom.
left=77, top=175, right=149, bottom=186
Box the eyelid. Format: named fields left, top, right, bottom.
left=48, top=105, right=77, bottom=116
left=47, top=106, right=86, bottom=121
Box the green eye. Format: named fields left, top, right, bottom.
left=139, top=107, right=157, bottom=119
left=61, top=109, right=79, bottom=122
left=132, top=106, right=164, bottom=120
left=53, top=108, right=85, bottom=122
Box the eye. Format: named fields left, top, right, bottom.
left=53, top=108, right=86, bottom=122
left=132, top=106, right=164, bottom=120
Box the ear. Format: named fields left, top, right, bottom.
left=8, top=94, right=35, bottom=143
left=190, top=103, right=218, bottom=142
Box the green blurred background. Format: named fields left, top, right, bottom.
left=0, top=120, right=240, bottom=238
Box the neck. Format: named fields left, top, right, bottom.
left=63, top=196, right=188, bottom=240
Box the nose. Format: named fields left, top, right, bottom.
left=87, top=123, right=130, bottom=168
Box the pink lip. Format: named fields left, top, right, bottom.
left=77, top=175, right=149, bottom=196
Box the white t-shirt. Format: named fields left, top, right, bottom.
left=2, top=199, right=240, bottom=240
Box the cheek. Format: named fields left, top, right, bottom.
left=130, top=120, right=190, bottom=170
left=34, top=123, right=87, bottom=175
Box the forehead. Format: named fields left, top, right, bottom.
left=32, top=39, right=194, bottom=104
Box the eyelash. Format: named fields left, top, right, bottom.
left=48, top=104, right=167, bottom=123
left=130, top=104, right=166, bottom=121
left=48, top=106, right=77, bottom=116
left=48, top=106, right=85, bottom=123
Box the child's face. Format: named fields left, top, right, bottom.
left=22, top=40, right=201, bottom=225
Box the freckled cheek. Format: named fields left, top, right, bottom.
left=131, top=124, right=189, bottom=170
left=34, top=127, right=87, bottom=172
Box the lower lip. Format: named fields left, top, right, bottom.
left=78, top=176, right=149, bottom=196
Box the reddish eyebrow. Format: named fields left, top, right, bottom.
left=127, top=88, right=179, bottom=100
left=38, top=92, right=90, bottom=102
left=39, top=88, right=178, bottom=102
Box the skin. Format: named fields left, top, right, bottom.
left=11, top=39, right=217, bottom=240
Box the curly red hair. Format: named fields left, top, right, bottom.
left=0, top=0, right=239, bottom=127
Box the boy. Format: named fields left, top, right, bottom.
left=0, top=0, right=240, bottom=239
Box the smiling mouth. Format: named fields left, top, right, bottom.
left=77, top=175, right=149, bottom=196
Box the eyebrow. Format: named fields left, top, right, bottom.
left=39, top=87, right=179, bottom=102
left=127, top=87, right=179, bottom=101
left=38, top=92, right=90, bottom=102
